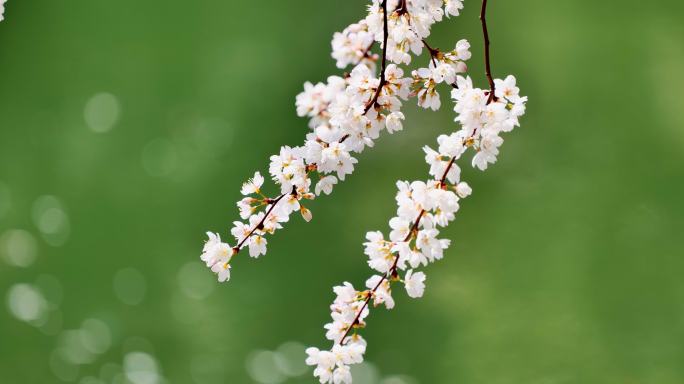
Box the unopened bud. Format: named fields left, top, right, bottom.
left=300, top=207, right=313, bottom=222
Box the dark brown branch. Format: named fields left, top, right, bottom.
left=364, top=0, right=389, bottom=114
left=421, top=39, right=439, bottom=67
left=439, top=157, right=457, bottom=187
left=395, top=0, right=408, bottom=16
left=234, top=193, right=285, bottom=251
left=480, top=0, right=498, bottom=104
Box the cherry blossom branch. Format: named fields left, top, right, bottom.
left=480, top=0, right=498, bottom=104
left=233, top=190, right=289, bottom=252
left=339, top=146, right=457, bottom=346
left=364, top=0, right=389, bottom=114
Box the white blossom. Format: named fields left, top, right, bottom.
left=315, top=175, right=338, bottom=196
left=385, top=111, right=405, bottom=133
left=364, top=231, right=394, bottom=273
left=320, top=142, right=358, bottom=180
left=201, top=232, right=234, bottom=282
left=240, top=171, right=264, bottom=195
left=248, top=235, right=267, bottom=258
left=454, top=39, right=471, bottom=61
left=200, top=232, right=231, bottom=266
left=306, top=348, right=336, bottom=383
left=445, top=0, right=464, bottom=17
left=455, top=181, right=472, bottom=198
left=331, top=22, right=375, bottom=69
left=404, top=270, right=426, bottom=298
left=210, top=260, right=231, bottom=282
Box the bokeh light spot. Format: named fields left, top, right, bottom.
left=124, top=351, right=160, bottom=384
left=84, top=92, right=121, bottom=133
left=31, top=195, right=70, bottom=247
left=6, top=283, right=47, bottom=322
left=245, top=350, right=285, bottom=384
left=0, top=229, right=38, bottom=267
left=274, top=341, right=308, bottom=377
left=80, top=318, right=112, bottom=355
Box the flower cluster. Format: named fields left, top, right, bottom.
left=365, top=0, right=463, bottom=65
left=331, top=22, right=376, bottom=69
left=306, top=75, right=526, bottom=383
left=413, top=39, right=471, bottom=110
left=452, top=75, right=527, bottom=170
left=201, top=0, right=473, bottom=282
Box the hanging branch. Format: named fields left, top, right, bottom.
left=480, top=0, right=498, bottom=104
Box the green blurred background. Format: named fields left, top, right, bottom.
left=1, top=0, right=683, bottom=383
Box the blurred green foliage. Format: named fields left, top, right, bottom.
left=1, top=0, right=684, bottom=383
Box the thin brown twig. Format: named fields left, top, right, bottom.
left=234, top=194, right=285, bottom=251
left=395, top=0, right=408, bottom=15
left=421, top=38, right=439, bottom=67
left=233, top=186, right=296, bottom=253
left=480, top=0, right=498, bottom=104
left=421, top=36, right=458, bottom=89
left=364, top=0, right=389, bottom=114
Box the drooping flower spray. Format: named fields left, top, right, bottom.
left=304, top=1, right=528, bottom=380
left=201, top=1, right=527, bottom=382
